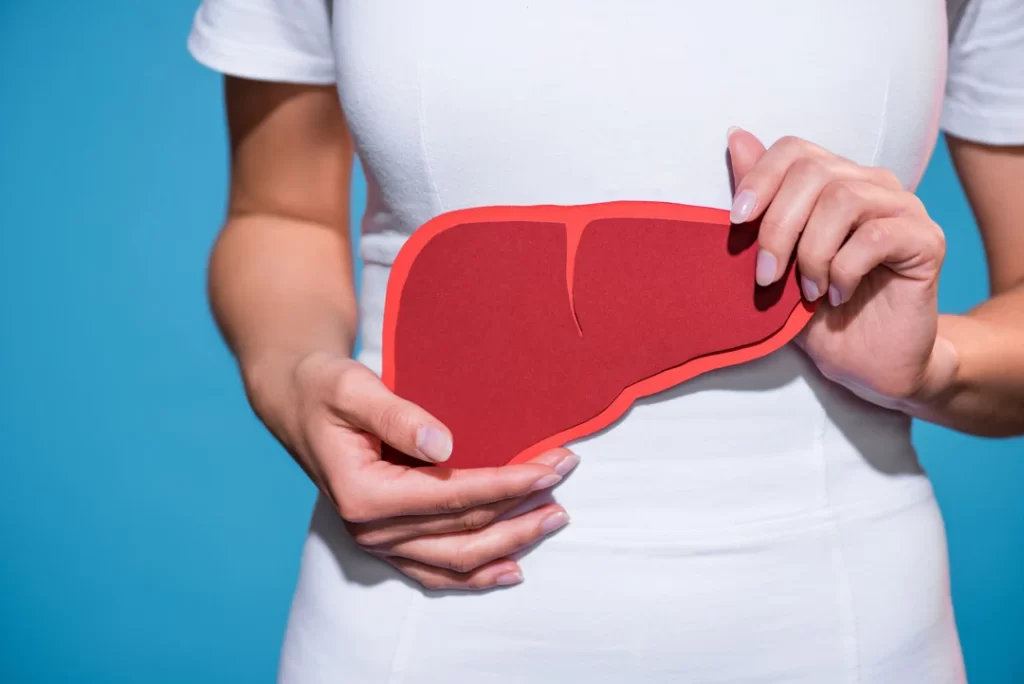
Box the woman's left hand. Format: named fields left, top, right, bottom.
left=726, top=128, right=960, bottom=409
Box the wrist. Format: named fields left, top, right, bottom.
left=240, top=339, right=350, bottom=390
left=238, top=349, right=304, bottom=439
left=821, top=328, right=961, bottom=418
left=905, top=321, right=963, bottom=417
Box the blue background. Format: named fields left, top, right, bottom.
left=1, top=2, right=1021, bottom=682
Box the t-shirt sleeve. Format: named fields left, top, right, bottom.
left=941, top=0, right=1024, bottom=145
left=187, top=0, right=335, bottom=84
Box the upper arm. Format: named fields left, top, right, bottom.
left=224, top=77, right=354, bottom=230
left=947, top=139, right=1024, bottom=294
left=940, top=0, right=1024, bottom=294
left=188, top=0, right=353, bottom=230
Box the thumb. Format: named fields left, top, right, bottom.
left=726, top=126, right=768, bottom=190
left=335, top=365, right=453, bottom=463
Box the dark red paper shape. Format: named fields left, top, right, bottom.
left=382, top=201, right=815, bottom=469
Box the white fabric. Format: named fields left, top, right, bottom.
left=189, top=0, right=335, bottom=84
left=186, top=1, right=1024, bottom=681
left=943, top=0, right=1024, bottom=144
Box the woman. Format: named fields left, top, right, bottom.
left=188, top=1, right=1024, bottom=681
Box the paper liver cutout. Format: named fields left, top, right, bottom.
left=381, top=201, right=815, bottom=469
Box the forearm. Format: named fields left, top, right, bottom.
left=208, top=212, right=358, bottom=382
left=911, top=284, right=1024, bottom=436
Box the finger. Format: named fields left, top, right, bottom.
left=729, top=134, right=831, bottom=225
left=349, top=494, right=530, bottom=547
left=797, top=181, right=913, bottom=299
left=338, top=449, right=574, bottom=522
left=525, top=446, right=580, bottom=476
left=754, top=155, right=851, bottom=286
left=726, top=126, right=768, bottom=188
left=379, top=504, right=570, bottom=573
left=827, top=216, right=945, bottom=306
left=383, top=556, right=524, bottom=591
left=330, top=363, right=453, bottom=463
left=728, top=131, right=902, bottom=226
left=346, top=448, right=578, bottom=545
left=728, top=134, right=906, bottom=288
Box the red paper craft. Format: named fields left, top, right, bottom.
left=381, top=201, right=815, bottom=469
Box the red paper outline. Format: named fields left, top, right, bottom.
left=382, top=201, right=816, bottom=467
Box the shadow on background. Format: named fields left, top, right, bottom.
left=0, top=2, right=1021, bottom=682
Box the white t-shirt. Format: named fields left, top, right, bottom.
left=188, top=3, right=1023, bottom=683
left=188, top=0, right=1024, bottom=146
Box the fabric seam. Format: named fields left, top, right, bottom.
left=870, top=68, right=891, bottom=167
left=818, top=401, right=862, bottom=683
left=385, top=591, right=427, bottom=684
left=413, top=5, right=445, bottom=216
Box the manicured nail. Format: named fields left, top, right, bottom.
left=554, top=452, right=580, bottom=476
left=755, top=250, right=777, bottom=287
left=730, top=189, right=757, bottom=224
left=540, top=510, right=570, bottom=534
left=828, top=285, right=843, bottom=307
left=801, top=276, right=820, bottom=301
left=727, top=126, right=742, bottom=142
left=495, top=571, right=523, bottom=586
left=415, top=426, right=452, bottom=462
left=529, top=474, right=562, bottom=492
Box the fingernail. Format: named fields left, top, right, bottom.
left=529, top=474, right=562, bottom=492
left=730, top=189, right=757, bottom=224
left=554, top=452, right=580, bottom=476
left=801, top=276, right=820, bottom=301
left=495, top=571, right=523, bottom=586
left=540, top=510, right=570, bottom=534
left=727, top=126, right=742, bottom=142
left=415, top=426, right=452, bottom=462
left=755, top=250, right=777, bottom=287
left=828, top=285, right=843, bottom=307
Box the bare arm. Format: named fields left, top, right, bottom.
left=921, top=138, right=1024, bottom=436
left=209, top=76, right=357, bottom=389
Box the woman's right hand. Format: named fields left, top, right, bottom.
left=245, top=350, right=578, bottom=591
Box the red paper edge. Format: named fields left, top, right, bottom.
left=505, top=300, right=813, bottom=464
left=381, top=201, right=817, bottom=466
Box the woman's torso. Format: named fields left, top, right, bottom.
left=280, top=2, right=966, bottom=682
